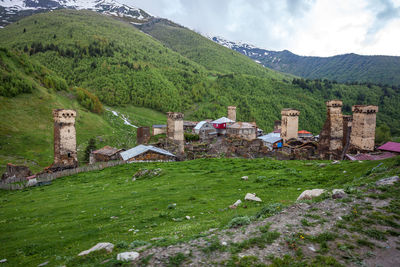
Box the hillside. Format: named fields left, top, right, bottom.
left=0, top=156, right=399, bottom=266
left=212, top=37, right=400, bottom=86
left=0, top=10, right=400, bottom=137
left=0, top=47, right=165, bottom=173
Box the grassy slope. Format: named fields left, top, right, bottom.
left=0, top=49, right=165, bottom=173
left=0, top=157, right=399, bottom=266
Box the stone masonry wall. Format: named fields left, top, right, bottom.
left=281, top=109, right=300, bottom=142
left=349, top=105, right=378, bottom=152
left=228, top=106, right=236, bottom=122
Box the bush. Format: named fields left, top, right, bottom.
left=184, top=133, right=199, bottom=142
left=72, top=87, right=104, bottom=113
left=227, top=216, right=251, bottom=228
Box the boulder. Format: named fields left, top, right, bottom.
left=117, top=252, right=139, bottom=262
left=78, top=242, right=114, bottom=256
left=297, top=189, right=325, bottom=201
left=376, top=176, right=399, bottom=186
left=332, top=189, right=346, bottom=199
left=244, top=193, right=262, bottom=202
left=241, top=176, right=249, bottom=180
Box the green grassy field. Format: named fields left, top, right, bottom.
left=1, top=157, right=399, bottom=266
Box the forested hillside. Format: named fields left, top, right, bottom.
left=1, top=10, right=400, bottom=136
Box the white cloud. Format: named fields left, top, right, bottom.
left=124, top=0, right=400, bottom=56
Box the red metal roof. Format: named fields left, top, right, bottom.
left=377, top=142, right=400, bottom=153
left=298, top=130, right=312, bottom=134
left=345, top=152, right=397, bottom=161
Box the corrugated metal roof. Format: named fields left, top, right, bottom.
left=378, top=142, right=400, bottom=153
left=345, top=152, right=397, bottom=161
left=228, top=122, right=256, bottom=129
left=194, top=121, right=207, bottom=131
left=120, top=145, right=175, bottom=161
left=258, top=134, right=282, bottom=144
left=153, top=124, right=167, bottom=128
left=212, top=117, right=234, bottom=124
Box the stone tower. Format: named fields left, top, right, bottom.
left=281, top=109, right=300, bottom=142
left=227, top=106, right=236, bottom=122
left=137, top=126, right=150, bottom=145
left=318, top=100, right=343, bottom=159
left=274, top=120, right=282, bottom=132
left=53, top=109, right=78, bottom=169
left=167, top=112, right=184, bottom=154
left=342, top=115, right=352, bottom=149
left=349, top=105, right=378, bottom=152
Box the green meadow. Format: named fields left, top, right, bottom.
left=1, top=157, right=399, bottom=266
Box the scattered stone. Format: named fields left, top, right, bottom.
left=308, top=246, right=316, bottom=252
left=117, top=252, right=139, bottom=262
left=241, top=176, right=248, bottom=180
left=110, top=216, right=118, bottom=219
left=297, top=189, right=325, bottom=201
left=318, top=163, right=327, bottom=167
left=78, top=242, right=114, bottom=256
left=132, top=168, right=162, bottom=179
left=38, top=261, right=49, bottom=266
left=221, top=241, right=227, bottom=246
left=332, top=189, right=347, bottom=199
left=338, top=216, right=343, bottom=220
left=186, top=216, right=191, bottom=220
left=0, top=259, right=7, bottom=263
left=244, top=193, right=262, bottom=202
left=229, top=199, right=242, bottom=209
left=376, top=176, right=399, bottom=186
left=26, top=178, right=38, bottom=187
left=132, top=177, right=136, bottom=182
left=305, top=163, right=313, bottom=166
left=332, top=160, right=340, bottom=164
left=343, top=171, right=347, bottom=173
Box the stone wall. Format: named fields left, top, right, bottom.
left=167, top=112, right=184, bottom=154
left=281, top=109, right=300, bottom=142
left=53, top=109, right=78, bottom=169
left=137, top=126, right=151, bottom=145
left=318, top=100, right=343, bottom=159
left=127, top=151, right=175, bottom=162
left=349, top=105, right=378, bottom=152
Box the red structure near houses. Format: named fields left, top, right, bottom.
left=378, top=142, right=400, bottom=154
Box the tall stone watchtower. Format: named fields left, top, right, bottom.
left=349, top=105, right=378, bottom=152
left=53, top=109, right=78, bottom=169
left=167, top=112, right=184, bottom=154
left=227, top=106, right=236, bottom=122
left=281, top=109, right=300, bottom=142
left=318, top=100, right=343, bottom=159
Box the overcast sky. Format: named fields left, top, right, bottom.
left=122, top=0, right=400, bottom=57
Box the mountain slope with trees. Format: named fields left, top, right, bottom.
left=1, top=10, right=400, bottom=137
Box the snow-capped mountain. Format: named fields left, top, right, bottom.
left=0, top=0, right=151, bottom=27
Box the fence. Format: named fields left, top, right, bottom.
left=0, top=160, right=126, bottom=190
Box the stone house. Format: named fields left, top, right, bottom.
left=152, top=124, right=167, bottom=135
left=258, top=134, right=283, bottom=150
left=212, top=117, right=235, bottom=135
left=226, top=122, right=257, bottom=140
left=194, top=121, right=217, bottom=141
left=89, top=146, right=124, bottom=164
left=120, top=145, right=176, bottom=162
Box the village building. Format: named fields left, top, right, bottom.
left=212, top=117, right=235, bottom=135
left=257, top=128, right=264, bottom=137
left=274, top=120, right=282, bottom=132
left=120, top=145, right=176, bottom=162
left=377, top=142, right=400, bottom=154
left=281, top=109, right=300, bottom=142
left=349, top=105, right=378, bottom=152
left=258, top=134, right=283, bottom=150
left=52, top=109, right=78, bottom=170
left=152, top=124, right=166, bottom=136
left=89, top=146, right=124, bottom=164
left=298, top=130, right=313, bottom=140
left=137, top=126, right=150, bottom=145
left=226, top=122, right=257, bottom=140
left=184, top=121, right=197, bottom=132
left=342, top=115, right=353, bottom=150
left=194, top=121, right=217, bottom=141
left=167, top=112, right=185, bottom=154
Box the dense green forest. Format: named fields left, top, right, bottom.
left=1, top=10, right=400, bottom=136
left=245, top=49, right=400, bottom=86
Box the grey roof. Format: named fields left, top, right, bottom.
left=120, top=145, right=175, bottom=161
left=212, top=117, right=234, bottom=124
left=258, top=134, right=282, bottom=144
left=153, top=124, right=167, bottom=128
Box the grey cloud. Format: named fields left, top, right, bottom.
left=366, top=0, right=400, bottom=39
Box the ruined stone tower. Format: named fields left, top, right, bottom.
left=227, top=106, right=236, bottom=122
left=167, top=112, right=184, bottom=154
left=349, top=105, right=378, bottom=152
left=318, top=100, right=343, bottom=159
left=281, top=109, right=300, bottom=142
left=53, top=109, right=78, bottom=169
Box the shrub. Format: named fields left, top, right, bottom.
left=72, top=87, right=104, bottom=113
left=227, top=216, right=251, bottom=228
